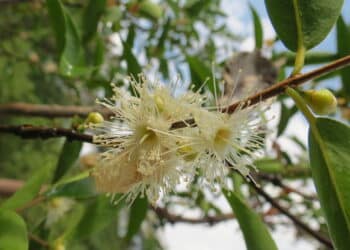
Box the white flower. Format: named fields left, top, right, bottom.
left=91, top=75, right=266, bottom=203
left=45, top=197, right=75, bottom=227
left=91, top=76, right=199, bottom=204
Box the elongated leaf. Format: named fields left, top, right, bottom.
left=265, top=0, right=343, bottom=51
left=249, top=4, right=263, bottom=49
left=52, top=140, right=82, bottom=183
left=186, top=55, right=219, bottom=96
left=59, top=14, right=87, bottom=77
left=124, top=197, right=148, bottom=243
left=309, top=117, right=350, bottom=250
left=46, top=178, right=97, bottom=199
left=223, top=190, right=278, bottom=250
left=337, top=16, right=350, bottom=97
left=46, top=0, right=88, bottom=77
left=0, top=209, right=28, bottom=250
left=46, top=0, right=66, bottom=53
left=122, top=41, right=142, bottom=77
left=72, top=196, right=118, bottom=240
left=1, top=167, right=49, bottom=210
left=82, top=0, right=106, bottom=43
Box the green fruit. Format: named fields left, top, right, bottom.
left=303, top=89, right=337, bottom=115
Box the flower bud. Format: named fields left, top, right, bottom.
left=303, top=89, right=337, bottom=115
left=86, top=112, right=104, bottom=125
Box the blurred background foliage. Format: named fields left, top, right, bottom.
left=0, top=0, right=350, bottom=249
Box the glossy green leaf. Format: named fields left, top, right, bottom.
left=337, top=16, right=350, bottom=97
left=309, top=117, right=350, bottom=250
left=47, top=0, right=88, bottom=77
left=59, top=14, right=87, bottom=77
left=82, top=0, right=106, bottom=43
left=46, top=0, right=66, bottom=53
left=124, top=197, right=148, bottom=243
left=46, top=178, right=97, bottom=199
left=52, top=140, right=82, bottom=183
left=265, top=0, right=344, bottom=51
left=186, top=55, right=219, bottom=96
left=1, top=166, right=49, bottom=210
left=249, top=4, right=263, bottom=49
left=223, top=190, right=278, bottom=250
left=0, top=209, right=28, bottom=250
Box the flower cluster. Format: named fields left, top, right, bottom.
left=90, top=76, right=265, bottom=204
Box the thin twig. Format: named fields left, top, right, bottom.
left=258, top=174, right=317, bottom=200
left=0, top=124, right=93, bottom=142
left=225, top=54, right=350, bottom=113
left=1, top=55, right=350, bottom=122
left=0, top=102, right=112, bottom=118
left=248, top=176, right=333, bottom=249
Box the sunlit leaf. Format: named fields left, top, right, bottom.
left=265, top=0, right=344, bottom=51
left=0, top=209, right=28, bottom=250
left=1, top=166, right=49, bottom=211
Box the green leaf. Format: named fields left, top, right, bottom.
left=46, top=0, right=88, bottom=77
left=186, top=55, right=219, bottom=96
left=265, top=0, right=344, bottom=51
left=0, top=209, right=28, bottom=250
left=59, top=14, right=87, bottom=77
left=124, top=197, right=148, bottom=243
left=82, top=0, right=106, bottom=43
left=52, top=140, right=82, bottom=183
left=249, top=4, right=263, bottom=49
left=337, top=16, right=350, bottom=97
left=138, top=0, right=163, bottom=20
left=223, top=190, right=278, bottom=250
left=1, top=166, right=49, bottom=210
left=255, top=158, right=284, bottom=173
left=46, top=0, right=66, bottom=53
left=309, top=117, right=350, bottom=250
left=46, top=178, right=97, bottom=199
left=72, top=196, right=118, bottom=240
left=122, top=41, right=142, bottom=77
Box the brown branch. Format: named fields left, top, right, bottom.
left=248, top=176, right=333, bottom=249
left=0, top=124, right=93, bottom=142
left=225, top=54, right=350, bottom=113
left=1, top=55, right=350, bottom=123
left=258, top=174, right=317, bottom=200
left=0, top=102, right=112, bottom=119
left=152, top=206, right=236, bottom=225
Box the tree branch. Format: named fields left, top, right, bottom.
left=225, top=54, right=350, bottom=113
left=248, top=176, right=333, bottom=249
left=1, top=55, right=350, bottom=123
left=0, top=102, right=112, bottom=118
left=0, top=124, right=93, bottom=142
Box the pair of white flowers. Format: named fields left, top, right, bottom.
left=91, top=76, right=265, bottom=204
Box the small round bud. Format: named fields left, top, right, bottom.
left=86, top=112, right=104, bottom=125
left=303, top=89, right=337, bottom=115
